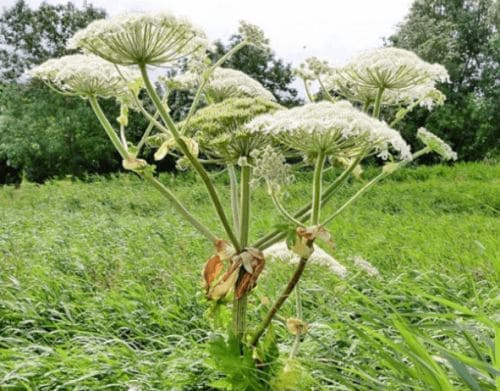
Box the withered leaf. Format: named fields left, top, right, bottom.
left=203, top=254, right=223, bottom=294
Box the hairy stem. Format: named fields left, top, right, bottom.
left=239, top=165, right=251, bottom=247
left=140, top=65, right=241, bottom=251
left=372, top=87, right=385, bottom=119
left=228, top=165, right=240, bottom=232
left=303, top=79, right=314, bottom=103
left=232, top=164, right=251, bottom=344
left=232, top=292, right=248, bottom=342
left=311, top=151, right=326, bottom=225
left=137, top=96, right=168, bottom=154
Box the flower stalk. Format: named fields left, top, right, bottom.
left=373, top=87, right=385, bottom=119
left=139, top=64, right=241, bottom=251
left=250, top=254, right=310, bottom=347
left=311, top=151, right=326, bottom=225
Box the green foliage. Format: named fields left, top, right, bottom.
left=387, top=0, right=500, bottom=160
left=207, top=334, right=263, bottom=390
left=0, top=82, right=121, bottom=182
left=0, top=0, right=106, bottom=81
left=0, top=163, right=498, bottom=388
left=0, top=1, right=154, bottom=183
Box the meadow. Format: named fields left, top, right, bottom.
left=0, top=162, right=499, bottom=390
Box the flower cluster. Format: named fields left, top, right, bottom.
left=169, top=68, right=276, bottom=102
left=351, top=255, right=379, bottom=277
left=417, top=127, right=457, bottom=161
left=238, top=21, right=269, bottom=49
left=323, top=47, right=449, bottom=109
left=68, top=12, right=209, bottom=66
left=29, top=54, right=140, bottom=98
left=246, top=100, right=412, bottom=160
left=250, top=145, right=294, bottom=194
left=178, top=97, right=281, bottom=160
left=294, top=57, right=332, bottom=81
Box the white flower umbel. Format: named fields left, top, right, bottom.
left=238, top=21, right=269, bottom=49
left=250, top=145, right=294, bottom=194
left=68, top=12, right=209, bottom=66
left=294, top=57, right=333, bottom=81
left=340, top=47, right=449, bottom=89
left=324, top=48, right=449, bottom=109
left=352, top=256, right=379, bottom=277
left=246, top=100, right=412, bottom=160
left=265, top=241, right=347, bottom=279
left=178, top=97, right=281, bottom=162
left=29, top=54, right=140, bottom=98
left=417, top=127, right=458, bottom=161
left=169, top=67, right=275, bottom=102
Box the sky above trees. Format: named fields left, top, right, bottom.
left=2, top=0, right=413, bottom=66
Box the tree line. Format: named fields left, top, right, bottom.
left=0, top=0, right=498, bottom=184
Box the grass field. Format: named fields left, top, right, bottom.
left=0, top=162, right=499, bottom=390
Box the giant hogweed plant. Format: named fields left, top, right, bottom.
left=30, top=12, right=457, bottom=388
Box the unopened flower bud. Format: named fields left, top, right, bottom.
left=122, top=157, right=148, bottom=171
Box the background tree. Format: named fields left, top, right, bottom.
left=0, top=0, right=105, bottom=81
left=387, top=0, right=499, bottom=161
left=0, top=1, right=129, bottom=183
left=210, top=34, right=301, bottom=107
left=168, top=28, right=301, bottom=121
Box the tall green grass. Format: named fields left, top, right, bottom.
left=0, top=162, right=498, bottom=389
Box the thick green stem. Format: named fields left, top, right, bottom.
left=311, top=151, right=326, bottom=225
left=250, top=256, right=308, bottom=347
left=139, top=65, right=241, bottom=251
left=89, top=96, right=217, bottom=243
left=239, top=165, right=251, bottom=247
left=372, top=87, right=385, bottom=119
left=228, top=165, right=240, bottom=232
left=232, top=164, right=251, bottom=344
left=232, top=292, right=248, bottom=342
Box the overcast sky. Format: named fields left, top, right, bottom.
left=1, top=0, right=413, bottom=66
